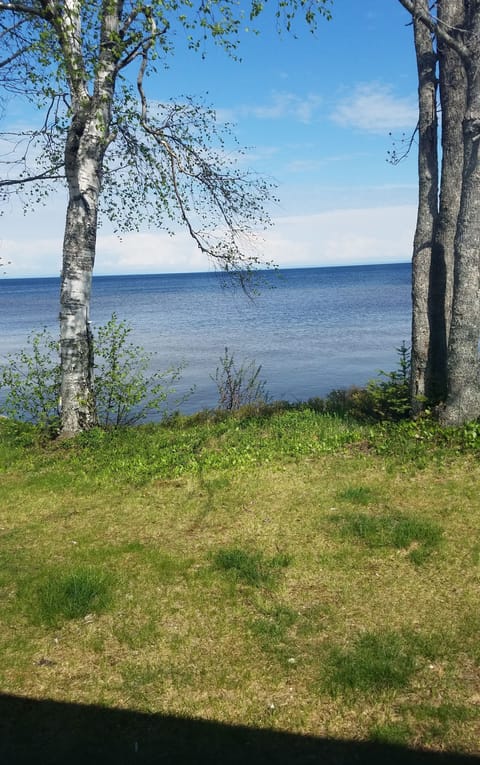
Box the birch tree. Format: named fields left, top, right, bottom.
left=0, top=0, right=330, bottom=436
left=399, top=0, right=480, bottom=425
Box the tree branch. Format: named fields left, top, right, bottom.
left=119, top=5, right=141, bottom=36
left=397, top=0, right=469, bottom=60
left=0, top=42, right=31, bottom=66
left=117, top=5, right=168, bottom=72
left=0, top=1, right=45, bottom=16
left=0, top=164, right=64, bottom=186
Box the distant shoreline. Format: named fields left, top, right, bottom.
left=0, top=261, right=411, bottom=282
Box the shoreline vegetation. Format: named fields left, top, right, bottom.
left=1, top=400, right=480, bottom=760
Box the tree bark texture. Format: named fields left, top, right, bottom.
left=410, top=0, right=439, bottom=413
left=60, top=115, right=102, bottom=435
left=428, top=0, right=466, bottom=404
left=442, top=4, right=480, bottom=425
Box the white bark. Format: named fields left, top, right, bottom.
left=57, top=0, right=120, bottom=435
left=59, top=120, right=101, bottom=435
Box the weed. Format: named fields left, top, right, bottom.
left=212, top=548, right=291, bottom=588
left=323, top=630, right=419, bottom=695
left=401, top=702, right=479, bottom=746
left=369, top=721, right=412, bottom=746
left=249, top=603, right=300, bottom=666
left=331, top=511, right=443, bottom=563
left=336, top=485, right=378, bottom=506
left=146, top=551, right=191, bottom=581
left=32, top=567, right=113, bottom=626
left=412, top=703, right=476, bottom=726
left=212, top=347, right=269, bottom=411
left=250, top=604, right=298, bottom=647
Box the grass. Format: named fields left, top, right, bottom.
left=1, top=410, right=480, bottom=754
left=322, top=629, right=423, bottom=695
left=336, top=485, right=379, bottom=505
left=31, top=567, right=114, bottom=626
left=330, top=510, right=443, bottom=564
left=212, top=548, right=291, bottom=587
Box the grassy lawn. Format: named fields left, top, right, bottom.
left=1, top=410, right=480, bottom=759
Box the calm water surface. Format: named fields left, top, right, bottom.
left=0, top=263, right=411, bottom=414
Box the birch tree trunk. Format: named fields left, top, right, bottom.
left=442, top=5, right=480, bottom=425
left=57, top=1, right=119, bottom=436
left=410, top=0, right=439, bottom=413
left=59, top=114, right=102, bottom=435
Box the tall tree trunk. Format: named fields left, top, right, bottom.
left=59, top=111, right=105, bottom=436
left=442, top=5, right=480, bottom=425
left=57, top=2, right=119, bottom=436
left=410, top=0, right=439, bottom=413
left=428, top=0, right=466, bottom=404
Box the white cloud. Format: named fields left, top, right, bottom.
left=331, top=83, right=417, bottom=134
left=0, top=236, right=63, bottom=277
left=285, top=151, right=371, bottom=174
left=95, top=231, right=208, bottom=274
left=264, top=205, right=416, bottom=268
left=2, top=203, right=416, bottom=278
left=219, top=91, right=323, bottom=124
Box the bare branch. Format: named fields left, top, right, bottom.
left=0, top=164, right=63, bottom=185
left=119, top=5, right=141, bottom=36
left=0, top=42, right=31, bottom=66
left=117, top=5, right=167, bottom=72
left=0, top=1, right=45, bottom=16
left=387, top=124, right=420, bottom=165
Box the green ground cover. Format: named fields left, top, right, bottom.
left=1, top=410, right=479, bottom=757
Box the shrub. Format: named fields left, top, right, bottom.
left=322, top=343, right=412, bottom=422
left=0, top=328, right=61, bottom=433
left=93, top=313, right=185, bottom=427
left=212, top=347, right=269, bottom=411
left=0, top=314, right=185, bottom=430
left=349, top=342, right=411, bottom=421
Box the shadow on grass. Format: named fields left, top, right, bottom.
left=0, top=693, right=478, bottom=764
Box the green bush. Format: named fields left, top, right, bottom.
left=322, top=342, right=411, bottom=422
left=93, top=313, right=185, bottom=427
left=349, top=342, right=411, bottom=421
left=0, top=328, right=61, bottom=433
left=0, top=314, right=185, bottom=431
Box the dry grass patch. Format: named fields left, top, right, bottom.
left=1, top=417, right=480, bottom=753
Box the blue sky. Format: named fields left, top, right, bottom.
left=1, top=0, right=418, bottom=278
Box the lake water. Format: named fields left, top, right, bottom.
left=0, top=263, right=411, bottom=414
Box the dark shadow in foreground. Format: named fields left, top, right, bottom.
left=0, top=693, right=478, bottom=765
